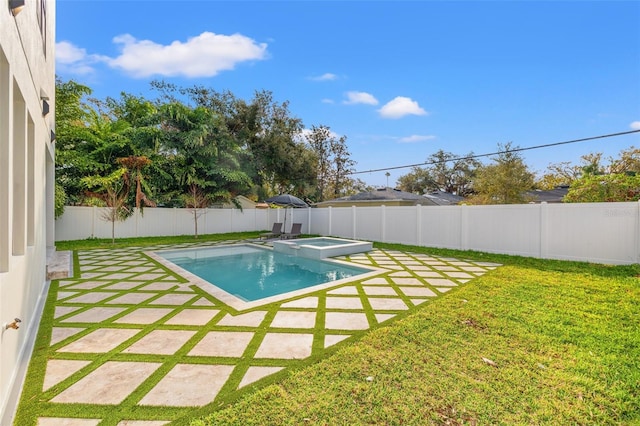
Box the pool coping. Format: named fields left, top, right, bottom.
left=146, top=243, right=387, bottom=311
left=272, top=237, right=374, bottom=259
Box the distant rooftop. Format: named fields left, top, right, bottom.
left=315, top=188, right=462, bottom=207
left=526, top=186, right=569, bottom=203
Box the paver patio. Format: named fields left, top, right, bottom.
left=16, top=240, right=500, bottom=425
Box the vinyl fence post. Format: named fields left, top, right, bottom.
left=539, top=202, right=548, bottom=259
left=416, top=204, right=422, bottom=246
left=351, top=205, right=356, bottom=239
left=135, top=207, right=139, bottom=237
left=460, top=204, right=468, bottom=251
left=91, top=205, right=96, bottom=238
left=637, top=200, right=640, bottom=263
left=173, top=207, right=177, bottom=236
left=381, top=204, right=386, bottom=243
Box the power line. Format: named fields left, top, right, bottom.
left=349, top=129, right=640, bottom=175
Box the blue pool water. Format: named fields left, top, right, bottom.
left=156, top=245, right=371, bottom=302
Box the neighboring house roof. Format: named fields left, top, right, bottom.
left=211, top=195, right=258, bottom=209
left=423, top=190, right=465, bottom=206
left=315, top=188, right=462, bottom=207
left=526, top=186, right=569, bottom=203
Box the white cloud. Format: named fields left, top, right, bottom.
left=398, top=135, right=436, bottom=143
left=310, top=73, right=338, bottom=81
left=56, top=41, right=88, bottom=64
left=378, top=96, right=428, bottom=119
left=321, top=98, right=335, bottom=104
left=343, top=91, right=379, bottom=105
left=107, top=32, right=268, bottom=78
left=631, top=121, right=640, bottom=130
left=55, top=41, right=106, bottom=75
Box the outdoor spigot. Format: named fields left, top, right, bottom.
left=4, top=318, right=22, bottom=330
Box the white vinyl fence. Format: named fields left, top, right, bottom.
left=56, top=202, right=640, bottom=265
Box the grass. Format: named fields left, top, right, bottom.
left=36, top=234, right=640, bottom=425
left=187, top=242, right=640, bottom=425
left=55, top=231, right=261, bottom=251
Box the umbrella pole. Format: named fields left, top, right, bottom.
left=283, top=207, right=288, bottom=233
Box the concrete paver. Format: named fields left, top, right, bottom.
left=399, top=286, right=438, bottom=297
left=123, top=330, right=196, bottom=355
left=254, top=333, right=314, bottom=359
left=38, top=418, right=101, bottom=426
left=281, top=297, right=318, bottom=308
left=50, top=327, right=85, bottom=345
left=325, top=312, right=370, bottom=330
left=189, top=331, right=255, bottom=357
left=324, top=334, right=350, bottom=348
left=52, top=361, right=161, bottom=404
left=106, top=293, right=157, bottom=304
left=362, top=286, right=398, bottom=296
left=138, top=364, right=234, bottom=407
left=238, top=366, right=285, bottom=388
left=368, top=298, right=410, bottom=311
left=325, top=296, right=364, bottom=310
left=270, top=311, right=317, bottom=328
left=114, top=308, right=174, bottom=324
left=42, top=360, right=91, bottom=391
left=58, top=328, right=140, bottom=353
left=27, top=243, right=500, bottom=425
left=164, top=308, right=219, bottom=325
left=61, top=307, right=126, bottom=323
left=217, top=311, right=267, bottom=327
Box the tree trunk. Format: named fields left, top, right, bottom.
left=111, top=214, right=115, bottom=244
left=193, top=209, right=198, bottom=239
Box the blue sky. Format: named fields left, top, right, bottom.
left=55, top=0, right=640, bottom=188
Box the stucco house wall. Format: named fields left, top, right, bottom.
left=0, top=0, right=56, bottom=423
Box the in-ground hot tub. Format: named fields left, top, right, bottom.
left=272, top=237, right=373, bottom=259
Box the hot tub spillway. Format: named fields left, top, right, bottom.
left=272, top=237, right=372, bottom=259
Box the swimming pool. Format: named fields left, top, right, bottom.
left=272, top=237, right=373, bottom=259
left=148, top=244, right=382, bottom=310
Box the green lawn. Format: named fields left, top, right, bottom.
left=51, top=235, right=640, bottom=425
left=187, top=242, right=640, bottom=425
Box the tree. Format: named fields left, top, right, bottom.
left=182, top=184, right=211, bottom=238
left=468, top=142, right=534, bottom=204
left=159, top=101, right=251, bottom=209
left=398, top=167, right=435, bottom=193
left=116, top=155, right=156, bottom=210
left=81, top=168, right=131, bottom=243
left=397, top=150, right=479, bottom=195
left=329, top=133, right=356, bottom=198
left=55, top=84, right=133, bottom=205
left=305, top=125, right=357, bottom=201
left=54, top=182, right=66, bottom=219
left=565, top=173, right=640, bottom=202
left=153, top=83, right=317, bottom=199
left=609, top=146, right=640, bottom=175
left=428, top=150, right=479, bottom=196
left=306, top=125, right=332, bottom=200
left=536, top=147, right=640, bottom=201
left=55, top=78, right=93, bottom=204
left=535, top=161, right=581, bottom=190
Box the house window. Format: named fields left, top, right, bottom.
left=0, top=49, right=9, bottom=270
left=12, top=80, right=26, bottom=256
left=27, top=116, right=35, bottom=246
left=37, top=0, right=47, bottom=55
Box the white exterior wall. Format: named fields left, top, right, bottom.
left=57, top=202, right=640, bottom=265
left=0, top=0, right=56, bottom=424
